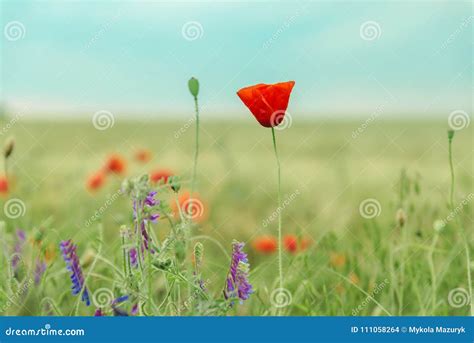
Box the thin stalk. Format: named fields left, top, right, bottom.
left=427, top=233, right=439, bottom=312
left=448, top=137, right=455, bottom=210
left=271, top=127, right=283, bottom=291
left=448, top=134, right=473, bottom=316
left=121, top=236, right=127, bottom=277
left=191, top=96, right=200, bottom=195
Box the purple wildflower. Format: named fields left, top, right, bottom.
left=34, top=259, right=46, bottom=285
left=129, top=247, right=138, bottom=268
left=12, top=229, right=26, bottom=271
left=59, top=240, right=90, bottom=306
left=111, top=295, right=129, bottom=316
left=131, top=303, right=139, bottom=316
left=112, top=295, right=129, bottom=305
left=144, top=191, right=158, bottom=207
left=224, top=240, right=253, bottom=303
left=132, top=191, right=159, bottom=253
left=94, top=295, right=129, bottom=317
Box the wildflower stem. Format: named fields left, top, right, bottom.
left=191, top=96, right=199, bottom=195
left=447, top=133, right=474, bottom=316
left=448, top=136, right=455, bottom=210
left=121, top=236, right=127, bottom=276
left=271, top=127, right=283, bottom=292
left=427, top=232, right=439, bottom=312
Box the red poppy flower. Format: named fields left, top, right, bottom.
left=253, top=235, right=277, bottom=254
left=150, top=169, right=173, bottom=184
left=283, top=234, right=298, bottom=254
left=0, top=176, right=8, bottom=194
left=87, top=171, right=106, bottom=191
left=135, top=149, right=152, bottom=163
left=105, top=154, right=126, bottom=174
left=237, top=81, right=295, bottom=127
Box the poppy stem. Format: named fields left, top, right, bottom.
left=271, top=127, right=283, bottom=291
left=191, top=96, right=200, bottom=195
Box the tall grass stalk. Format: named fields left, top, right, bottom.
left=447, top=130, right=473, bottom=316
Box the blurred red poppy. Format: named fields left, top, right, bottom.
left=150, top=169, right=173, bottom=184
left=87, top=171, right=106, bottom=191
left=105, top=154, right=126, bottom=174
left=0, top=176, right=8, bottom=194
left=253, top=235, right=277, bottom=254
left=135, top=149, right=152, bottom=163
left=236, top=81, right=295, bottom=127
left=283, top=234, right=298, bottom=254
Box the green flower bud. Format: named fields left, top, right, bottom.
left=447, top=129, right=455, bottom=141
left=188, top=77, right=199, bottom=98
left=169, top=175, right=181, bottom=193
left=193, top=242, right=203, bottom=269
left=4, top=137, right=14, bottom=159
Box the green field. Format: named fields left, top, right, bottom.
left=0, top=119, right=472, bottom=316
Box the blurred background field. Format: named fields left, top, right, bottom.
left=0, top=118, right=472, bottom=315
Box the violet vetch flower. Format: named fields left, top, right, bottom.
left=94, top=295, right=130, bottom=316
left=129, top=247, right=138, bottom=268
left=59, top=240, right=90, bottom=306
left=111, top=295, right=129, bottom=316
left=12, top=229, right=26, bottom=271
left=144, top=191, right=160, bottom=223
left=133, top=191, right=160, bottom=253
left=34, top=259, right=46, bottom=284
left=131, top=303, right=139, bottom=316
left=224, top=240, right=253, bottom=303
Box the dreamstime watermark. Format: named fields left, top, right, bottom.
left=4, top=21, right=26, bottom=41
left=352, top=278, right=389, bottom=315
left=359, top=21, right=381, bottom=41
left=0, top=110, right=25, bottom=136
left=84, top=189, right=122, bottom=227
left=270, top=287, right=292, bottom=308
left=82, top=9, right=122, bottom=53
left=448, top=110, right=470, bottom=131
left=436, top=15, right=473, bottom=55
left=439, top=193, right=474, bottom=229
left=92, top=288, right=114, bottom=308
left=262, top=189, right=300, bottom=228
left=178, top=278, right=211, bottom=313
left=270, top=110, right=293, bottom=131
left=181, top=198, right=205, bottom=220
left=174, top=115, right=196, bottom=139
left=5, top=324, right=85, bottom=337
left=92, top=110, right=115, bottom=131
left=359, top=198, right=381, bottom=219
left=352, top=102, right=387, bottom=139
left=262, top=6, right=306, bottom=49
left=181, top=21, right=204, bottom=41
left=4, top=198, right=26, bottom=219
left=447, top=287, right=470, bottom=308
left=0, top=278, right=33, bottom=313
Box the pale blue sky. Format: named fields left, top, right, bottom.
left=1, top=0, right=472, bottom=119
